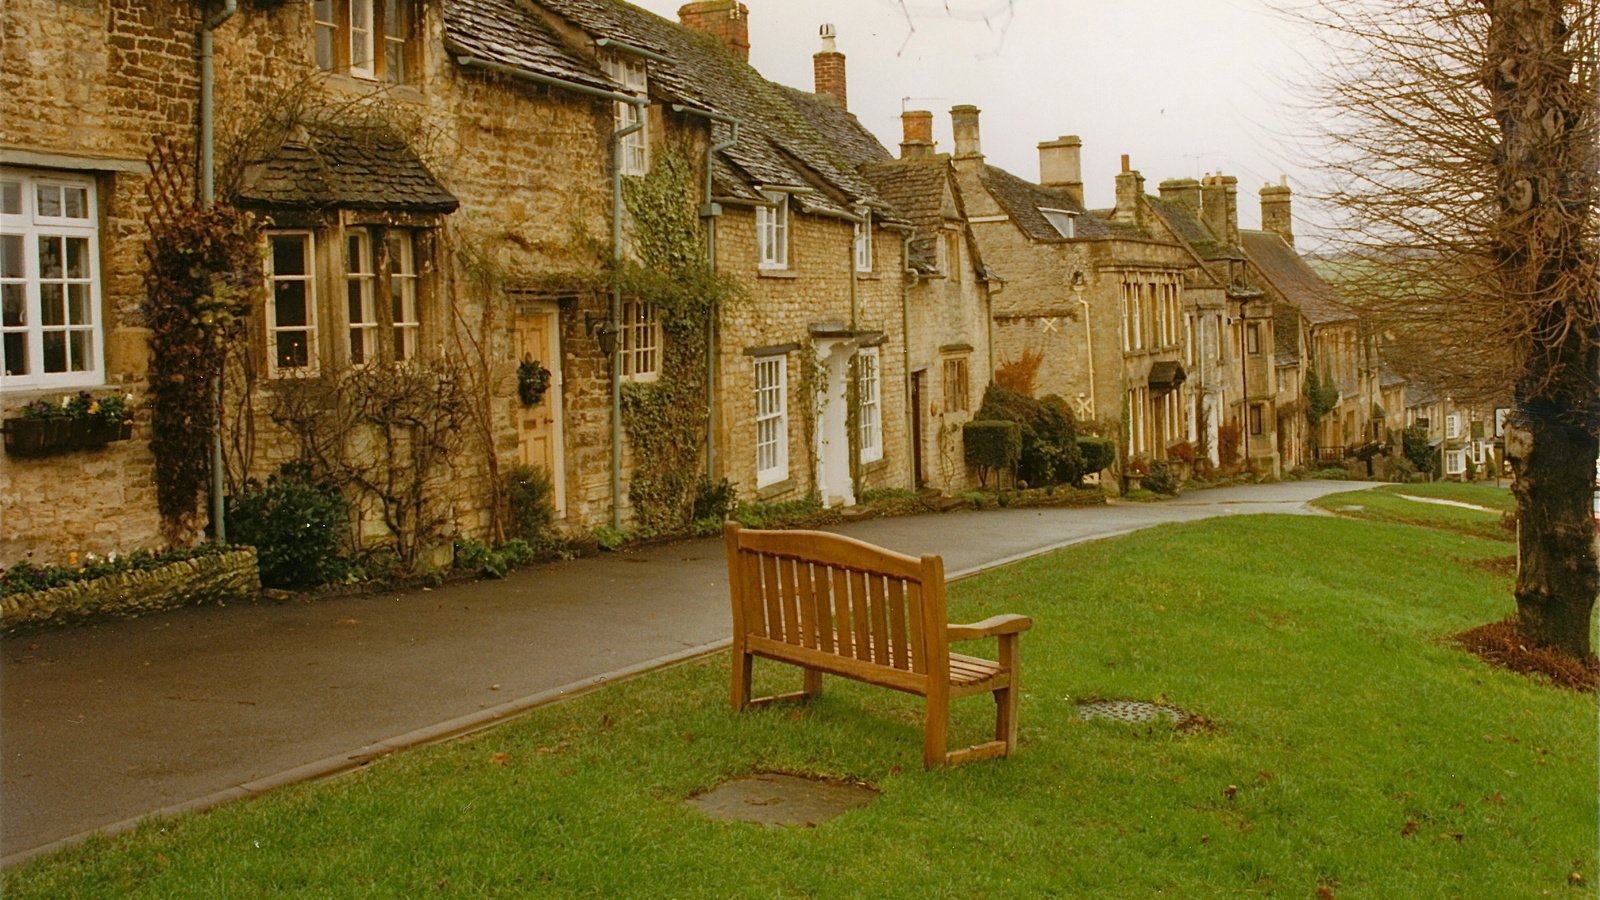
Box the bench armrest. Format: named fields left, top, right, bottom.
left=948, top=614, right=1033, bottom=642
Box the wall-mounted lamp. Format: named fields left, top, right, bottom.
left=1070, top=270, right=1087, bottom=292
left=586, top=312, right=620, bottom=356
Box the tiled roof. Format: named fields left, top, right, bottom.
left=1145, top=196, right=1234, bottom=261
left=449, top=0, right=896, bottom=218
left=776, top=86, right=894, bottom=170
left=442, top=0, right=616, bottom=92
left=977, top=165, right=1131, bottom=241
left=1241, top=230, right=1356, bottom=325
left=236, top=121, right=459, bottom=213
left=860, top=157, right=946, bottom=230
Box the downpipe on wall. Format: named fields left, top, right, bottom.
left=200, top=0, right=237, bottom=544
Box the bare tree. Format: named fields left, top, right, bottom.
left=1303, top=0, right=1598, bottom=657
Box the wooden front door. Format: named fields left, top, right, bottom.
left=513, top=307, right=565, bottom=516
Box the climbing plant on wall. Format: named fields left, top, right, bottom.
left=616, top=150, right=741, bottom=532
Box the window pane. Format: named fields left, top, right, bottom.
left=386, top=41, right=405, bottom=83
left=40, top=284, right=64, bottom=325
left=1, top=180, right=19, bottom=215
left=350, top=328, right=368, bottom=366
left=67, top=283, right=90, bottom=324
left=1, top=234, right=22, bottom=277
left=68, top=330, right=91, bottom=371
left=276, top=332, right=310, bottom=370
left=65, top=236, right=89, bottom=278
left=2, top=332, right=26, bottom=375
left=274, top=281, right=308, bottom=327
left=2, top=283, right=24, bottom=325
left=38, top=236, right=62, bottom=278
left=315, top=26, right=334, bottom=70
left=42, top=331, right=65, bottom=372
left=272, top=235, right=307, bottom=275
left=35, top=185, right=61, bottom=218
left=62, top=187, right=88, bottom=219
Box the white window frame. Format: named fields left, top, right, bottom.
left=757, top=192, right=789, bottom=270
left=386, top=230, right=419, bottom=362
left=1445, top=413, right=1462, bottom=440
left=854, top=216, right=872, bottom=273
left=602, top=55, right=650, bottom=177
left=0, top=169, right=104, bottom=389
left=754, top=355, right=788, bottom=486
left=345, top=229, right=377, bottom=366
left=619, top=299, right=660, bottom=381
left=313, top=0, right=412, bottom=84
left=265, top=231, right=319, bottom=377
left=857, top=346, right=882, bottom=464
left=1039, top=207, right=1077, bottom=238
left=1445, top=449, right=1466, bottom=475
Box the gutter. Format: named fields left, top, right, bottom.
left=450, top=46, right=648, bottom=531
left=670, top=103, right=741, bottom=482
left=200, top=0, right=237, bottom=545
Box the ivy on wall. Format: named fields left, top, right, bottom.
left=616, top=150, right=741, bottom=532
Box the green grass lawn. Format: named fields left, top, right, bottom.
left=5, top=514, right=1592, bottom=898
left=1313, top=485, right=1515, bottom=542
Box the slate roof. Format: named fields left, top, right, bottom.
left=858, top=157, right=953, bottom=273
left=977, top=165, right=1132, bottom=241
left=1145, top=196, right=1235, bottom=261
left=776, top=86, right=894, bottom=169
left=236, top=122, right=459, bottom=213
left=444, top=0, right=897, bottom=219
left=1241, top=229, right=1356, bottom=325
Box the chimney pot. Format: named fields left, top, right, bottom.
left=812, top=24, right=848, bottom=110
left=1038, top=135, right=1083, bottom=206
left=1200, top=173, right=1240, bottom=246
left=1120, top=154, right=1131, bottom=174
left=1260, top=178, right=1294, bottom=248
left=901, top=110, right=935, bottom=159
left=951, top=105, right=983, bottom=161
left=678, top=1, right=750, bottom=62
left=1114, top=162, right=1147, bottom=230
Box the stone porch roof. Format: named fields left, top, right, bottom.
left=235, top=121, right=459, bottom=213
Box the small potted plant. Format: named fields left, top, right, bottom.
left=4, top=391, right=135, bottom=457
left=1125, top=454, right=1150, bottom=492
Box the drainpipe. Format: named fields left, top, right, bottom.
left=450, top=48, right=649, bottom=531
left=1073, top=271, right=1095, bottom=420
left=200, top=0, right=237, bottom=545
left=670, top=104, right=741, bottom=481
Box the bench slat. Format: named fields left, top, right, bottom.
left=733, top=528, right=925, bottom=580
left=747, top=635, right=929, bottom=695
left=830, top=565, right=853, bottom=658
left=779, top=555, right=802, bottom=646
left=868, top=573, right=891, bottom=667
left=887, top=577, right=909, bottom=671
left=906, top=579, right=926, bottom=675
left=850, top=568, right=872, bottom=664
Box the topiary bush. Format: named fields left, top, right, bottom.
left=227, top=464, right=348, bottom=589
left=1078, top=436, right=1116, bottom=476
left=963, top=419, right=1022, bottom=488
left=1143, top=460, right=1183, bottom=495
left=975, top=386, right=1083, bottom=487
left=504, top=465, right=556, bottom=546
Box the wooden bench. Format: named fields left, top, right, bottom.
left=723, top=523, right=1033, bottom=768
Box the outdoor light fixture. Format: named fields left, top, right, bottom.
left=1070, top=270, right=1087, bottom=291
left=586, top=312, right=620, bottom=356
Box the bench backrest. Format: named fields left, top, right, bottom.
left=724, top=523, right=949, bottom=692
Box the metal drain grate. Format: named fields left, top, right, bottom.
left=1075, top=698, right=1192, bottom=725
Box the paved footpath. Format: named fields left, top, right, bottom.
left=0, top=480, right=1372, bottom=863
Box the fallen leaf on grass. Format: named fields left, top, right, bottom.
left=537, top=742, right=570, bottom=755
left=1255, top=770, right=1275, bottom=784
left=1569, top=872, right=1585, bottom=886
left=155, top=853, right=169, bottom=865
left=1401, top=819, right=1419, bottom=838
left=1222, top=784, right=1238, bottom=801
left=335, top=618, right=359, bottom=626
left=1438, top=831, right=1464, bottom=842
left=1484, top=791, right=1506, bottom=805
left=489, top=752, right=511, bottom=766
left=681, top=731, right=695, bottom=744
left=1316, top=886, right=1336, bottom=900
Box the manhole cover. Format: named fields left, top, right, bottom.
left=685, top=772, right=878, bottom=826
left=1075, top=698, right=1193, bottom=725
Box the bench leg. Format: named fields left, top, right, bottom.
left=924, top=697, right=950, bottom=768
left=802, top=667, right=823, bottom=699
left=731, top=647, right=753, bottom=711
left=995, top=633, right=1020, bottom=753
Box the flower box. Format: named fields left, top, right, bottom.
left=2, top=417, right=134, bottom=457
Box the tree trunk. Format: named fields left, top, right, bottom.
left=1488, top=0, right=1600, bottom=658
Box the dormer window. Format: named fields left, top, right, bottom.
left=1039, top=207, right=1077, bottom=238
left=313, top=0, right=416, bottom=84
left=601, top=55, right=650, bottom=176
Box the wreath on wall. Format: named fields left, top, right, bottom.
left=518, top=357, right=552, bottom=407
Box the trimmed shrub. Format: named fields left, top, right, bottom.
left=505, top=465, right=556, bottom=545
left=963, top=420, right=1022, bottom=487
left=1402, top=425, right=1435, bottom=474
left=228, top=465, right=347, bottom=589
left=1144, top=460, right=1182, bottom=495
left=976, top=386, right=1083, bottom=487
left=1078, top=436, right=1116, bottom=475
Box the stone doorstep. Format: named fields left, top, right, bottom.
left=684, top=771, right=879, bottom=827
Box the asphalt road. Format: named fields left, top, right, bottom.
left=0, top=480, right=1373, bottom=863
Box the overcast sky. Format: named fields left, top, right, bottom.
left=628, top=0, right=1333, bottom=246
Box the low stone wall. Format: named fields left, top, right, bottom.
left=1, top=548, right=259, bottom=633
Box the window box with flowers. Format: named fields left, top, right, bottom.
left=3, top=391, right=134, bottom=457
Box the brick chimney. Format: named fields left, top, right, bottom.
left=1038, top=135, right=1083, bottom=206
left=1260, top=176, right=1293, bottom=247
left=1113, top=154, right=1147, bottom=231
left=900, top=110, right=934, bottom=159
left=678, top=1, right=750, bottom=62
left=1200, top=173, right=1239, bottom=246
left=1158, top=177, right=1201, bottom=214
left=813, top=24, right=847, bottom=110
left=951, top=105, right=983, bottom=162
